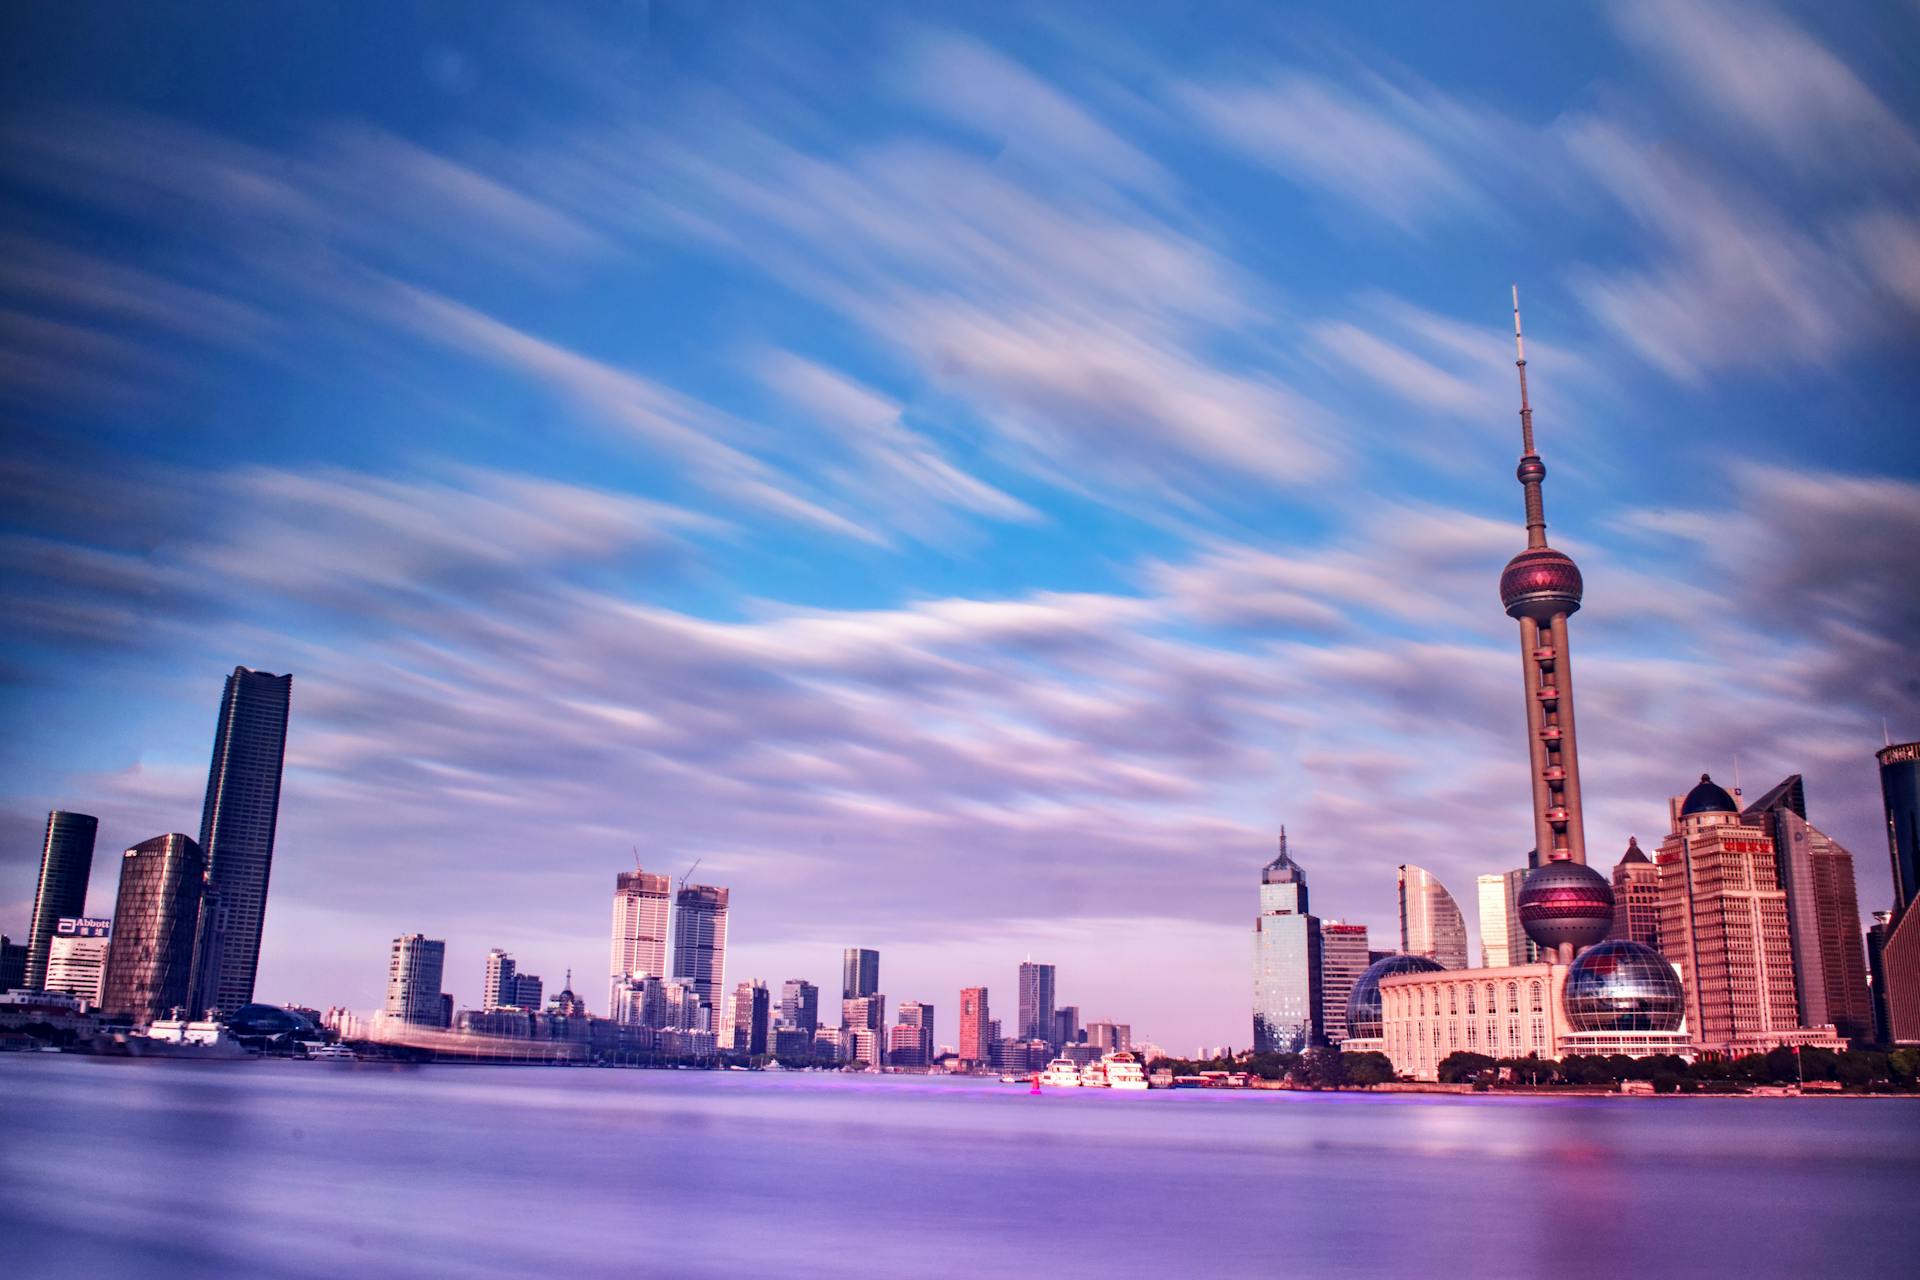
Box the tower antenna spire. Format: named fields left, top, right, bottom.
left=1513, top=283, right=1534, bottom=455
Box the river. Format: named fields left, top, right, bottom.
left=2, top=1056, right=1916, bottom=1278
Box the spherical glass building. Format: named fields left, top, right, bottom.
left=1517, top=860, right=1616, bottom=953
left=1562, top=939, right=1685, bottom=1032
left=1345, top=954, right=1446, bottom=1039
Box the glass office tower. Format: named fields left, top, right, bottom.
left=197, top=667, right=293, bottom=1014
left=1253, top=831, right=1322, bottom=1052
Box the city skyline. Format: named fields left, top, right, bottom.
left=3, top=3, right=1918, bottom=1050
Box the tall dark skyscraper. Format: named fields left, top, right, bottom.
left=196, top=666, right=292, bottom=1014
left=1876, top=741, right=1920, bottom=1044
left=779, top=979, right=820, bottom=1034
left=842, top=947, right=879, bottom=1000
left=1017, top=961, right=1056, bottom=1043
left=24, top=811, right=98, bottom=991
left=102, top=834, right=206, bottom=1023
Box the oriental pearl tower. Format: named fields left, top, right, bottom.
left=1500, top=288, right=1616, bottom=964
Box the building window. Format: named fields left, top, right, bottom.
left=1466, top=987, right=1476, bottom=1016
left=1529, top=981, right=1543, bottom=1012
left=1506, top=982, right=1519, bottom=1014
left=1448, top=987, right=1458, bottom=1016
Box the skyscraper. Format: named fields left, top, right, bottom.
left=1656, top=776, right=1802, bottom=1053
left=779, top=979, right=820, bottom=1033
left=1017, top=961, right=1056, bottom=1044
left=1253, top=830, right=1322, bottom=1051
left=102, top=834, right=206, bottom=1024
left=1867, top=911, right=1894, bottom=1047
left=44, top=917, right=111, bottom=1008
left=958, top=986, right=989, bottom=1065
left=386, top=934, right=446, bottom=1027
left=671, top=883, right=729, bottom=1024
left=1397, top=865, right=1468, bottom=970
left=1876, top=741, right=1920, bottom=1044
left=1053, top=1005, right=1080, bottom=1046
left=842, top=947, right=879, bottom=1000
left=196, top=666, right=293, bottom=1014
left=1318, top=921, right=1370, bottom=1045
left=1743, top=776, right=1873, bottom=1042
left=24, top=811, right=97, bottom=991
left=1476, top=872, right=1515, bottom=968
left=1608, top=838, right=1661, bottom=950
left=611, top=868, right=672, bottom=1012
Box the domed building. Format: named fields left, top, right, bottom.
left=1561, top=940, right=1684, bottom=1033
left=1343, top=954, right=1445, bottom=1043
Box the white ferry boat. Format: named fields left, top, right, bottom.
left=1103, top=1051, right=1149, bottom=1091
left=1078, top=1059, right=1108, bottom=1088
left=307, top=1043, right=356, bottom=1062
left=1037, top=1058, right=1082, bottom=1087
left=126, top=1019, right=248, bottom=1061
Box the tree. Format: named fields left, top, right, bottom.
left=1342, top=1051, right=1394, bottom=1087
left=1302, top=1046, right=1347, bottom=1089
left=1437, top=1051, right=1497, bottom=1084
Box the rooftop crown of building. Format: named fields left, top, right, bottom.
left=1262, top=827, right=1306, bottom=886
left=1680, top=773, right=1739, bottom=817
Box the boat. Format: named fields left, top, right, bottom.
left=1037, top=1058, right=1082, bottom=1088
left=124, top=1019, right=249, bottom=1061
left=1103, top=1051, right=1149, bottom=1091
left=306, top=1043, right=356, bottom=1062
left=999, top=1073, right=1024, bottom=1084
left=1078, top=1059, right=1108, bottom=1088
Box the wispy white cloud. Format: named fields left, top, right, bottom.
left=1611, top=0, right=1920, bottom=175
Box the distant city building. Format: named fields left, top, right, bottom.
left=1656, top=775, right=1837, bottom=1054
left=813, top=1026, right=849, bottom=1062
left=731, top=980, right=770, bottom=1056
left=1608, top=838, right=1661, bottom=951
left=483, top=949, right=517, bottom=1012
left=1398, top=864, right=1469, bottom=970
left=1017, top=961, right=1056, bottom=1044
left=779, top=979, right=820, bottom=1034
left=25, top=811, right=97, bottom=992
left=958, top=987, right=990, bottom=1065
left=1742, top=776, right=1874, bottom=1042
left=670, top=883, right=729, bottom=1031
left=195, top=666, right=293, bottom=1015
left=1253, top=831, right=1322, bottom=1052
left=1053, top=1005, right=1080, bottom=1046
left=895, top=1000, right=934, bottom=1066
left=1476, top=868, right=1538, bottom=969
left=513, top=973, right=543, bottom=1011
left=0, top=936, right=23, bottom=991
left=439, top=992, right=454, bottom=1029
left=1085, top=1021, right=1131, bottom=1052
left=1868, top=911, right=1894, bottom=1047
left=44, top=917, right=111, bottom=1008
left=990, top=1037, right=1036, bottom=1073
left=610, top=868, right=672, bottom=1014
left=385, top=934, right=447, bottom=1028
left=102, top=834, right=207, bottom=1024
left=1318, top=921, right=1370, bottom=1045
left=842, top=947, right=880, bottom=1000
left=1876, top=742, right=1920, bottom=1045
left=848, top=1026, right=883, bottom=1067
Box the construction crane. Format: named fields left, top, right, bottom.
left=678, top=858, right=701, bottom=891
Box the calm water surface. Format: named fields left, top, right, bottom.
left=4, top=1056, right=1917, bottom=1278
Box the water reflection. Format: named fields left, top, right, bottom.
left=3, top=1059, right=1916, bottom=1279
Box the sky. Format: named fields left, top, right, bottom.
left=2, top=1, right=1917, bottom=1053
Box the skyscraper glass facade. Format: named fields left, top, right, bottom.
left=842, top=947, right=879, bottom=1000
left=671, top=884, right=730, bottom=1020
left=102, top=834, right=206, bottom=1024
left=197, top=666, right=292, bottom=1014
left=1398, top=864, right=1469, bottom=970
left=1253, top=834, right=1321, bottom=1053
left=25, top=810, right=97, bottom=991
left=1017, top=961, right=1055, bottom=1043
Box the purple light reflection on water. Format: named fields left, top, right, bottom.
left=3, top=1057, right=1917, bottom=1279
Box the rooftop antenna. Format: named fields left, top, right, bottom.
left=1888, top=718, right=1895, bottom=748
left=1511, top=285, right=1548, bottom=550
left=1733, top=754, right=1742, bottom=799
left=1512, top=284, right=1534, bottom=455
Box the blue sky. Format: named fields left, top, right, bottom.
left=2, top=1, right=1916, bottom=1050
